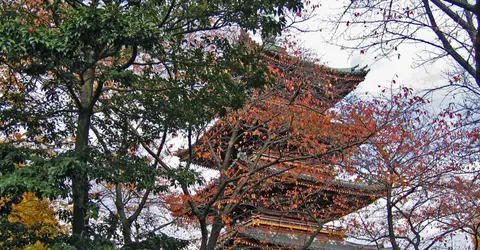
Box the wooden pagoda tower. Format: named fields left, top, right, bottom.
left=180, top=41, right=387, bottom=250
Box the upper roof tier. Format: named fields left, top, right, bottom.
left=219, top=226, right=390, bottom=250
left=262, top=43, right=369, bottom=78
left=333, top=64, right=370, bottom=76
left=178, top=41, right=372, bottom=170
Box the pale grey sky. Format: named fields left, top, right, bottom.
left=290, top=0, right=455, bottom=107
left=298, top=30, right=448, bottom=97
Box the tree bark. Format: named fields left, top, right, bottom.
left=115, top=183, right=133, bottom=245
left=474, top=1, right=480, bottom=88
left=206, top=215, right=223, bottom=250
left=199, top=218, right=209, bottom=250
left=72, top=67, right=95, bottom=241
left=72, top=109, right=92, bottom=237
left=386, top=184, right=400, bottom=250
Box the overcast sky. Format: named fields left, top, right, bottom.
left=288, top=0, right=456, bottom=109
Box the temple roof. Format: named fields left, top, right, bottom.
left=221, top=228, right=390, bottom=250
left=266, top=166, right=385, bottom=196
left=277, top=176, right=385, bottom=198
left=192, top=167, right=385, bottom=224
left=263, top=43, right=286, bottom=53
left=332, top=65, right=369, bottom=77
left=262, top=43, right=369, bottom=78
left=177, top=42, right=372, bottom=169
left=175, top=37, right=382, bottom=231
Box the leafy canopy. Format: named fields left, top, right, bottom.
left=0, top=0, right=305, bottom=247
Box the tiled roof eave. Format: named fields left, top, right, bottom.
left=260, top=52, right=368, bottom=80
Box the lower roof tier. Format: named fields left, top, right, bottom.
left=195, top=165, right=385, bottom=224
left=217, top=224, right=390, bottom=250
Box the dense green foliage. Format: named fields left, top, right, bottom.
left=0, top=0, right=303, bottom=248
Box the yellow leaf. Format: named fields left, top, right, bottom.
left=14, top=132, right=23, bottom=141
left=23, top=241, right=49, bottom=250
left=8, top=192, right=65, bottom=240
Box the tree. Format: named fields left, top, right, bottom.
left=439, top=170, right=480, bottom=250
left=0, top=0, right=305, bottom=247
left=329, top=0, right=480, bottom=97
left=89, top=130, right=188, bottom=249
left=339, top=87, right=480, bottom=249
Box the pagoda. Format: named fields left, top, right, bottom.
left=181, top=41, right=387, bottom=250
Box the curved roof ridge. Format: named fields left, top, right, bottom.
left=326, top=64, right=370, bottom=76
left=262, top=43, right=370, bottom=77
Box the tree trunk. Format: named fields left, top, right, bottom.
left=121, top=219, right=133, bottom=245
left=72, top=67, right=95, bottom=240
left=72, top=109, right=92, bottom=237
left=115, top=183, right=133, bottom=245
left=475, top=2, right=480, bottom=88
left=206, top=215, right=224, bottom=250
left=199, top=218, right=209, bottom=250
left=386, top=185, right=400, bottom=250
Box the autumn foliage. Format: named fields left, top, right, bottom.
left=0, top=192, right=65, bottom=250
left=336, top=87, right=480, bottom=249
left=167, top=49, right=479, bottom=248
left=166, top=47, right=394, bottom=249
